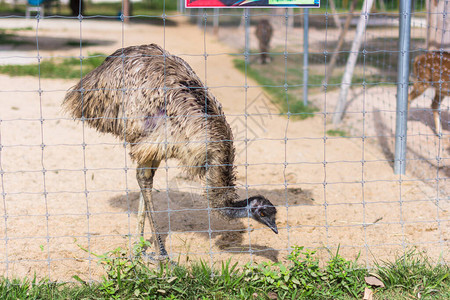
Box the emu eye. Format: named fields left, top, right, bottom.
left=260, top=212, right=265, bottom=217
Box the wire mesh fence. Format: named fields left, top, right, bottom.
left=0, top=0, right=448, bottom=282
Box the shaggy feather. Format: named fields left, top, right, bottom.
left=63, top=44, right=238, bottom=211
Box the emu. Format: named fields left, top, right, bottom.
left=63, top=44, right=278, bottom=260
left=255, top=19, right=273, bottom=64
left=409, top=51, right=450, bottom=135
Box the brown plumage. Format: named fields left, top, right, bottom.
left=63, top=44, right=277, bottom=259
left=255, top=19, right=273, bottom=64
left=408, top=51, right=450, bottom=134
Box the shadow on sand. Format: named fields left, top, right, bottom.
left=109, top=187, right=314, bottom=262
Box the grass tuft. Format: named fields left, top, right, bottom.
left=65, top=40, right=99, bottom=47
left=0, top=53, right=106, bottom=79
left=0, top=276, right=98, bottom=299
left=327, top=129, right=347, bottom=137
left=374, top=249, right=449, bottom=299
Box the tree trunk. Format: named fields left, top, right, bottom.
left=333, top=0, right=376, bottom=125
left=69, top=0, right=84, bottom=16
left=427, top=0, right=450, bottom=50
left=324, top=0, right=359, bottom=85
left=378, top=0, right=386, bottom=12
left=329, top=0, right=342, bottom=30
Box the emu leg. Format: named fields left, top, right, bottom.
left=431, top=93, right=442, bottom=135
left=136, top=192, right=146, bottom=236
left=136, top=160, right=168, bottom=259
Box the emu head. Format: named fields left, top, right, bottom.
left=248, top=195, right=278, bottom=234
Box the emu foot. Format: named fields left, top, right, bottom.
left=141, top=251, right=177, bottom=268
left=141, top=251, right=170, bottom=263
left=136, top=242, right=174, bottom=265
left=133, top=236, right=174, bottom=265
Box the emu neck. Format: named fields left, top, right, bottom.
left=204, top=143, right=242, bottom=218
left=221, top=199, right=250, bottom=219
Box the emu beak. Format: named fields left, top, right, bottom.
left=266, top=219, right=278, bottom=234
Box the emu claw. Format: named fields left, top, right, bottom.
left=141, top=251, right=168, bottom=263
left=140, top=250, right=176, bottom=266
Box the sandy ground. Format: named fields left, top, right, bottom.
left=0, top=16, right=448, bottom=282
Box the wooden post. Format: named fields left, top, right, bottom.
left=213, top=8, right=219, bottom=35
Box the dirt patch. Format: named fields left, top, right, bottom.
left=0, top=17, right=448, bottom=282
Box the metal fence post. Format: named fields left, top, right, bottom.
left=197, top=8, right=204, bottom=27
left=179, top=0, right=186, bottom=13
left=394, top=0, right=412, bottom=175
left=303, top=8, right=309, bottom=106
left=213, top=8, right=219, bottom=35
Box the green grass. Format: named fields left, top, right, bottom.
left=0, top=277, right=98, bottom=299
left=327, top=129, right=348, bottom=137
left=374, top=250, right=449, bottom=299
left=0, top=53, right=106, bottom=79
left=82, top=0, right=177, bottom=16
left=0, top=242, right=447, bottom=299
left=0, top=0, right=177, bottom=16
left=233, top=51, right=390, bottom=120
left=65, top=40, right=99, bottom=47
left=233, top=57, right=319, bottom=120
left=6, top=27, right=33, bottom=32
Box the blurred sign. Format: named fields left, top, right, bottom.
left=186, top=0, right=319, bottom=8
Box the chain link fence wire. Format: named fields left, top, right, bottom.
left=0, top=0, right=448, bottom=282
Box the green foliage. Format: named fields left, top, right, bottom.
left=90, top=241, right=371, bottom=299
left=375, top=249, right=449, bottom=299
left=326, top=129, right=347, bottom=137
left=82, top=0, right=177, bottom=16
left=0, top=245, right=448, bottom=299
left=65, top=40, right=99, bottom=47
left=244, top=246, right=368, bottom=298
left=0, top=1, right=177, bottom=16
left=8, top=27, right=33, bottom=31
left=141, top=0, right=178, bottom=11
left=90, top=238, right=253, bottom=299
left=324, top=249, right=367, bottom=298
left=0, top=53, right=106, bottom=79
left=0, top=276, right=97, bottom=299
left=233, top=58, right=319, bottom=120
left=233, top=50, right=392, bottom=121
